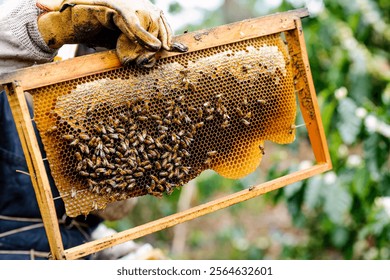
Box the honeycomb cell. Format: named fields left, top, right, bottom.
left=31, top=33, right=297, bottom=217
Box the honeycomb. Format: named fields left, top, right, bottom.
left=30, top=33, right=297, bottom=217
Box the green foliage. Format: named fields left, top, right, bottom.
left=265, top=0, right=390, bottom=259
left=109, top=0, right=389, bottom=260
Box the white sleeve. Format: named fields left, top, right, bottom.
left=0, top=0, right=57, bottom=75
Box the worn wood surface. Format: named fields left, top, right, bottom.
left=286, top=20, right=332, bottom=166
left=4, top=83, right=65, bottom=260
left=0, top=8, right=309, bottom=91
left=64, top=163, right=330, bottom=260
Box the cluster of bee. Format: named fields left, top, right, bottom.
left=57, top=91, right=232, bottom=201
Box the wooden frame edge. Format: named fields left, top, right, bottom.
left=3, top=82, right=66, bottom=260
left=64, top=162, right=331, bottom=260
left=0, top=8, right=309, bottom=91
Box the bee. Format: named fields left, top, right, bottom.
left=161, top=152, right=170, bottom=159
left=129, top=124, right=138, bottom=131
left=150, top=175, right=159, bottom=182
left=95, top=168, right=106, bottom=173
left=107, top=163, right=116, bottom=170
left=76, top=161, right=83, bottom=172
left=127, top=183, right=136, bottom=190
left=119, top=113, right=128, bottom=122
left=207, top=151, right=218, bottom=157
left=88, top=137, right=98, bottom=147
left=106, top=179, right=116, bottom=188
left=86, top=158, right=94, bottom=168
left=163, top=118, right=172, bottom=125
left=257, top=99, right=267, bottom=105
left=79, top=133, right=90, bottom=141
left=155, top=161, right=162, bottom=170
left=159, top=171, right=168, bottom=177
left=195, top=122, right=204, bottom=129
left=159, top=125, right=168, bottom=132
left=74, top=152, right=82, bottom=162
left=184, top=115, right=192, bottom=124
left=93, top=124, right=103, bottom=134
left=148, top=150, right=158, bottom=158
left=289, top=124, right=296, bottom=135
left=137, top=132, right=145, bottom=142
left=241, top=119, right=250, bottom=126
left=242, top=97, right=248, bottom=106
left=163, top=144, right=172, bottom=151
left=104, top=169, right=112, bottom=177
left=151, top=114, right=161, bottom=121
left=105, top=125, right=115, bottom=134
left=108, top=133, right=119, bottom=139
left=206, top=107, right=215, bottom=114
left=105, top=187, right=112, bottom=194
left=79, top=143, right=89, bottom=154
left=203, top=101, right=211, bottom=107
left=206, top=115, right=214, bottom=121
left=117, top=182, right=128, bottom=189
left=244, top=112, right=252, bottom=119
left=173, top=118, right=182, bottom=125
left=144, top=164, right=153, bottom=170
left=71, top=188, right=77, bottom=198
left=115, top=127, right=126, bottom=134
left=197, top=109, right=203, bottom=118
left=259, top=144, right=265, bottom=155
left=166, top=100, right=175, bottom=106
left=215, top=93, right=223, bottom=99
left=87, top=178, right=97, bottom=188
left=182, top=149, right=190, bottom=157
left=101, top=135, right=110, bottom=142
left=92, top=201, right=98, bottom=211
left=134, top=172, right=144, bottom=177
left=249, top=186, right=255, bottom=191
left=45, top=125, right=58, bottom=135
left=182, top=166, right=191, bottom=175
left=188, top=106, right=197, bottom=112
left=236, top=107, right=244, bottom=117
left=161, top=158, right=168, bottom=168
left=204, top=158, right=212, bottom=165
left=177, top=95, right=185, bottom=103
left=62, top=134, right=74, bottom=141
left=79, top=171, right=89, bottom=177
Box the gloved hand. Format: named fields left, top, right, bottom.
left=36, top=0, right=188, bottom=67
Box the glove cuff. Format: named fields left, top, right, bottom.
left=7, top=0, right=57, bottom=60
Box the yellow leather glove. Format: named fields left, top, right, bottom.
left=37, top=0, right=187, bottom=67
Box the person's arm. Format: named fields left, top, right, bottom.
left=0, top=0, right=57, bottom=75
left=0, top=0, right=187, bottom=75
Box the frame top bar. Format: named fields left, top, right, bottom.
left=0, top=8, right=309, bottom=90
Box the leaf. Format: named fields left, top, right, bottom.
left=336, top=98, right=362, bottom=145
left=304, top=176, right=323, bottom=210
left=284, top=181, right=303, bottom=198
left=323, top=181, right=353, bottom=225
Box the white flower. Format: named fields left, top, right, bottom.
left=323, top=172, right=337, bottom=185
left=355, top=107, right=368, bottom=119
left=299, top=160, right=313, bottom=170
left=364, top=114, right=378, bottom=133
left=346, top=154, right=362, bottom=167
left=338, top=145, right=349, bottom=158
left=335, top=87, right=348, bottom=100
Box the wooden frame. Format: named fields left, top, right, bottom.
left=0, top=8, right=331, bottom=260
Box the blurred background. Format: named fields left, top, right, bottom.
left=103, top=0, right=390, bottom=260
